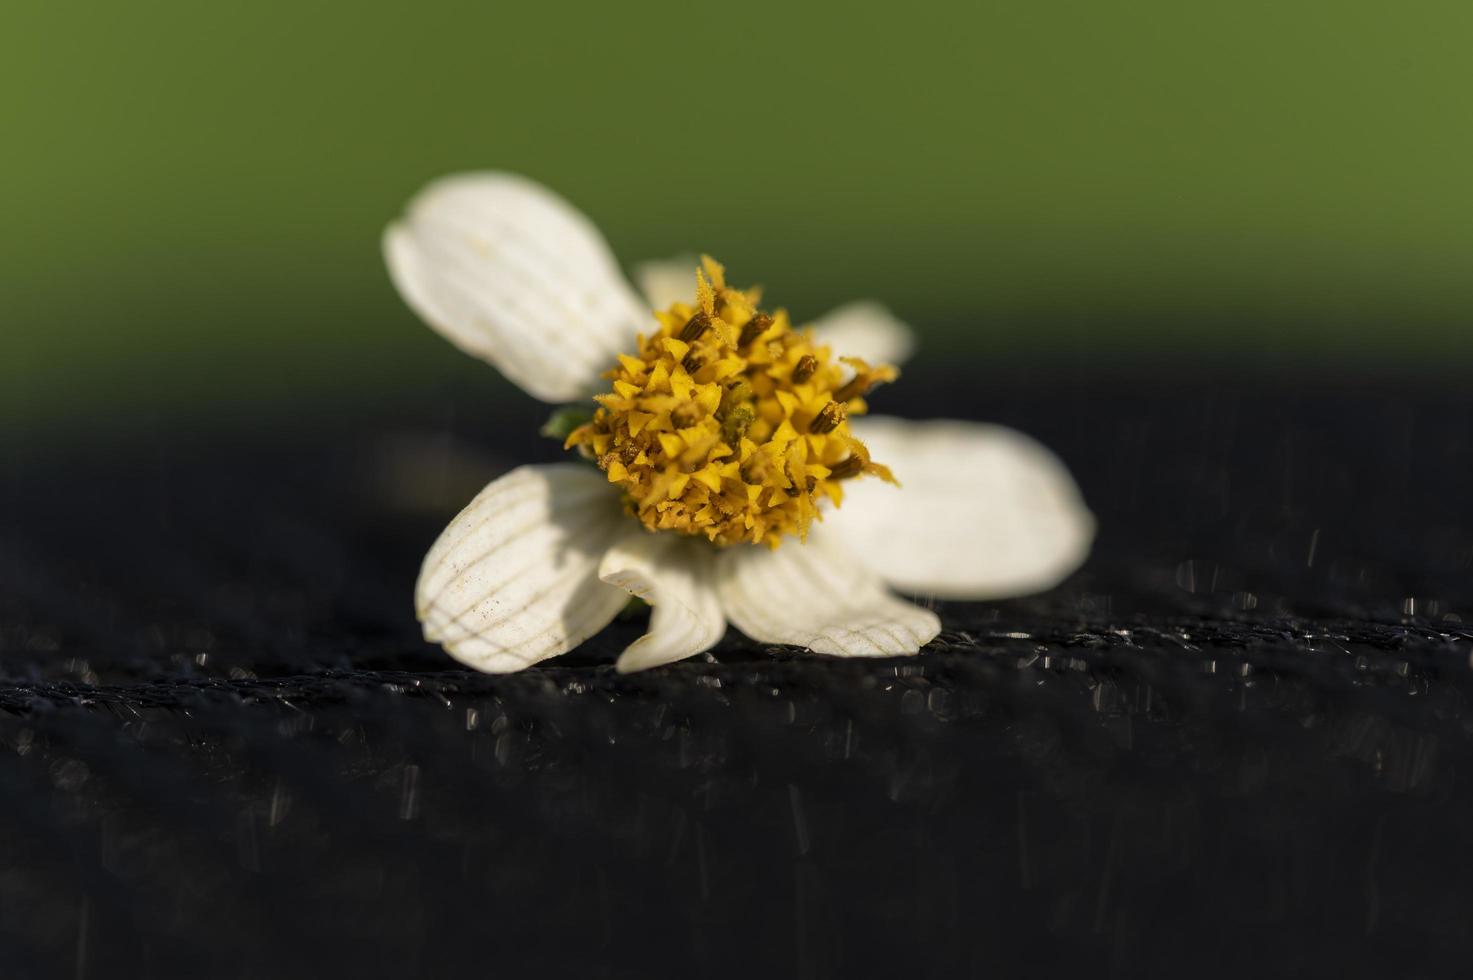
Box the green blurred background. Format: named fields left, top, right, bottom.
left=5, top=1, right=1471, bottom=434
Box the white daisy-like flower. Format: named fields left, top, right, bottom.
left=384, top=173, right=1095, bottom=673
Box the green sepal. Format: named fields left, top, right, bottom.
left=539, top=406, right=593, bottom=443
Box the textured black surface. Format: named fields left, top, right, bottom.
left=3, top=360, right=1473, bottom=978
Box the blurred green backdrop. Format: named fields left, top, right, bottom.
left=4, top=1, right=1472, bottom=432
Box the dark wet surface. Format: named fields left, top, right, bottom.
left=3, top=360, right=1473, bottom=978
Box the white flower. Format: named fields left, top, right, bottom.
left=384, top=173, right=1095, bottom=673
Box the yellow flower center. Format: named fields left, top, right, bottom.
left=567, top=256, right=897, bottom=547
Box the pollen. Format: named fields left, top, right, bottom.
left=567, top=256, right=897, bottom=547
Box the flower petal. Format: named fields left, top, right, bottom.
left=830, top=416, right=1095, bottom=599
left=598, top=531, right=724, bottom=673
left=385, top=173, right=650, bottom=403
left=416, top=464, right=629, bottom=672
left=715, top=526, right=941, bottom=658
left=809, top=301, right=916, bottom=368
left=633, top=254, right=700, bottom=313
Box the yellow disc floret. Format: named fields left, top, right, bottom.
left=567, top=256, right=897, bottom=547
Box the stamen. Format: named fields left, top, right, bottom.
left=566, top=260, right=897, bottom=547
left=680, top=311, right=713, bottom=342
left=833, top=378, right=865, bottom=403
left=828, top=455, right=864, bottom=480
left=833, top=360, right=897, bottom=404
left=791, top=355, right=817, bottom=383
left=671, top=403, right=701, bottom=428
left=809, top=401, right=845, bottom=434
left=739, top=313, right=773, bottom=348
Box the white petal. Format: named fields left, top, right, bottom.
left=809, top=301, right=916, bottom=367
left=384, top=173, right=650, bottom=403
left=633, top=254, right=700, bottom=313
left=598, top=531, right=724, bottom=673
left=831, top=417, right=1095, bottom=599
left=416, top=464, right=630, bottom=672
left=715, top=527, right=941, bottom=658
